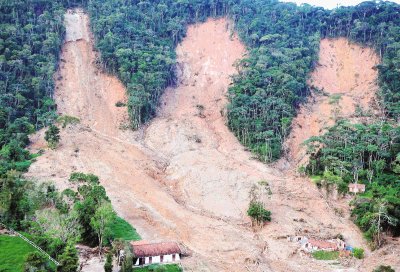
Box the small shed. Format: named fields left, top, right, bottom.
left=131, top=241, right=181, bottom=266
left=348, top=183, right=366, bottom=194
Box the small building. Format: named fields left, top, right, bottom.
left=302, top=239, right=338, bottom=252
left=131, top=241, right=181, bottom=266
left=348, top=183, right=366, bottom=194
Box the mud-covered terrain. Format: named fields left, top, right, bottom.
left=26, top=9, right=399, bottom=272
left=284, top=38, right=381, bottom=167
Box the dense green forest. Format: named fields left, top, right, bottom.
left=0, top=1, right=64, bottom=175
left=1, top=0, right=400, bottom=268
left=305, top=121, right=400, bottom=245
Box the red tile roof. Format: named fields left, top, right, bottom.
left=130, top=241, right=181, bottom=258
left=308, top=239, right=337, bottom=250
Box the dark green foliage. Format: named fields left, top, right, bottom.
left=73, top=175, right=110, bottom=246
left=58, top=243, right=79, bottom=272
left=373, top=265, right=396, bottom=272
left=44, top=125, right=60, bottom=149
left=24, top=252, right=48, bottom=272
left=69, top=172, right=99, bottom=184
left=0, top=0, right=64, bottom=175
left=0, top=171, right=56, bottom=226
left=247, top=201, right=271, bottom=224
left=305, top=121, right=400, bottom=242
left=352, top=247, right=365, bottom=259
left=104, top=253, right=113, bottom=272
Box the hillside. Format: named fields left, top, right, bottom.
left=283, top=38, right=381, bottom=167
left=25, top=8, right=399, bottom=271
left=1, top=1, right=400, bottom=272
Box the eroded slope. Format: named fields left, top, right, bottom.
left=25, top=9, right=396, bottom=272
left=283, top=38, right=380, bottom=167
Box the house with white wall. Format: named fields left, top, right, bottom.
left=131, top=241, right=181, bottom=266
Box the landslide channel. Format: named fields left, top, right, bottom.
left=26, top=9, right=380, bottom=272
left=283, top=38, right=381, bottom=168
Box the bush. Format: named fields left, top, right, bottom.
left=373, top=265, right=395, bottom=272
left=57, top=115, right=80, bottom=128
left=115, top=101, right=126, bottom=107
left=24, top=252, right=47, bottom=272
left=247, top=201, right=271, bottom=224
left=352, top=247, right=364, bottom=259
left=104, top=253, right=113, bottom=272
left=44, top=125, right=60, bottom=149
left=58, top=243, right=79, bottom=272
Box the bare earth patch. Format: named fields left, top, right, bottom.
left=26, top=9, right=399, bottom=272
left=283, top=38, right=381, bottom=168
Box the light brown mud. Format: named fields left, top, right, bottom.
left=283, top=38, right=381, bottom=167
left=26, top=9, right=399, bottom=272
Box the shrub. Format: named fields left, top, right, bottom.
left=24, top=252, right=48, bottom=272
left=352, top=247, right=364, bottom=259
left=115, top=101, right=126, bottom=107
left=373, top=265, right=395, bottom=272
left=44, top=125, right=60, bottom=149
left=57, top=115, right=80, bottom=128
left=58, top=243, right=79, bottom=272
left=104, top=253, right=113, bottom=272
left=247, top=201, right=271, bottom=224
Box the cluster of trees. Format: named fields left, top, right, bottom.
left=0, top=0, right=65, bottom=174
left=305, top=120, right=400, bottom=246
left=0, top=171, right=119, bottom=271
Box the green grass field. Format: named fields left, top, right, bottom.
left=312, top=250, right=339, bottom=260
left=134, top=264, right=182, bottom=272
left=110, top=216, right=141, bottom=241
left=0, top=235, right=37, bottom=272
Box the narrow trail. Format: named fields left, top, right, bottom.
left=26, top=9, right=399, bottom=272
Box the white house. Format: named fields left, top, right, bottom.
left=131, top=241, right=181, bottom=266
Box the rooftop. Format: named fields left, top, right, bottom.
left=308, top=239, right=337, bottom=249
left=130, top=241, right=181, bottom=258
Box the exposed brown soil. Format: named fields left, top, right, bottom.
left=26, top=9, right=399, bottom=272
left=283, top=38, right=381, bottom=167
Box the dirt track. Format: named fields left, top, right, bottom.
left=26, top=9, right=399, bottom=272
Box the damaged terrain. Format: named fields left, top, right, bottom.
left=26, top=9, right=399, bottom=272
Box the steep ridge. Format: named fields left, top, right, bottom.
left=283, top=38, right=381, bottom=168
left=26, top=9, right=396, bottom=271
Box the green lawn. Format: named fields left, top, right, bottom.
left=0, top=235, right=37, bottom=272
left=110, top=216, right=141, bottom=241
left=312, top=250, right=339, bottom=260
left=134, top=264, right=182, bottom=272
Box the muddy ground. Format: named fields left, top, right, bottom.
left=26, top=9, right=399, bottom=272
